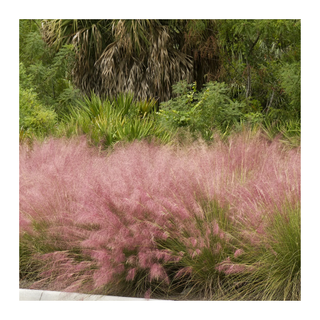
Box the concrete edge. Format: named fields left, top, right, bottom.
left=19, top=289, right=170, bottom=301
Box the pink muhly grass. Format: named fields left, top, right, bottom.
left=126, top=268, right=137, bottom=281
left=189, top=237, right=197, bottom=247
left=149, top=263, right=169, bottom=284
left=214, top=242, right=222, bottom=254
left=191, top=249, right=202, bottom=258
left=144, top=288, right=151, bottom=300
left=93, top=267, right=115, bottom=288
left=137, top=250, right=152, bottom=269
left=20, top=132, right=300, bottom=294
left=174, top=266, right=193, bottom=279
left=30, top=251, right=95, bottom=292
left=234, top=249, right=244, bottom=258
left=212, top=220, right=220, bottom=235
left=216, top=257, right=251, bottom=275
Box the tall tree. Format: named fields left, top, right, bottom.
left=179, top=19, right=221, bottom=90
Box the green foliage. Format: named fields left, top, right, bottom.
left=261, top=203, right=300, bottom=300
left=242, top=112, right=264, bottom=125
left=19, top=20, right=82, bottom=117
left=279, top=62, right=301, bottom=116
left=157, top=78, right=300, bottom=147
left=19, top=61, right=34, bottom=91
left=19, top=87, right=57, bottom=136
left=60, top=92, right=173, bottom=147
left=20, top=20, right=47, bottom=65
left=197, top=82, right=244, bottom=129
left=277, top=119, right=301, bottom=148
left=222, top=202, right=301, bottom=300
left=158, top=81, right=244, bottom=140
left=135, top=98, right=158, bottom=118
left=157, top=81, right=197, bottom=128
left=157, top=199, right=236, bottom=299
left=217, top=19, right=300, bottom=114
left=19, top=61, right=57, bottom=138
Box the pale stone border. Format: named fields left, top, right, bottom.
left=19, top=289, right=167, bottom=301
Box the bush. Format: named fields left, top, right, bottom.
left=20, top=20, right=81, bottom=117
left=19, top=87, right=57, bottom=136
left=279, top=62, right=301, bottom=117
left=20, top=131, right=300, bottom=299
left=158, top=81, right=245, bottom=139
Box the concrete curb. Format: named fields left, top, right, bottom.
left=19, top=289, right=167, bottom=301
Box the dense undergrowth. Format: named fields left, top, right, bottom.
left=19, top=130, right=300, bottom=300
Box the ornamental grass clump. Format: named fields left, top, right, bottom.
left=230, top=201, right=300, bottom=301
left=19, top=129, right=300, bottom=299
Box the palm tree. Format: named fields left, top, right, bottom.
left=179, top=19, right=221, bottom=90
left=41, top=19, right=221, bottom=102
left=41, top=19, right=113, bottom=95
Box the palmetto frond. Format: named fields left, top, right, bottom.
left=42, top=19, right=113, bottom=95
left=97, top=20, right=193, bottom=101
left=41, top=19, right=223, bottom=102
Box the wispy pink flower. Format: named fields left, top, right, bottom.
left=190, top=237, right=197, bottom=247
left=138, top=250, right=153, bottom=268
left=213, top=221, right=220, bottom=235
left=234, top=249, right=244, bottom=258
left=93, top=267, right=114, bottom=287
left=191, top=249, right=201, bottom=258
left=149, top=263, right=168, bottom=283
left=144, top=288, right=151, bottom=300
left=126, top=268, right=136, bottom=281
left=127, top=255, right=137, bottom=265
left=216, top=257, right=249, bottom=275
left=174, top=266, right=193, bottom=279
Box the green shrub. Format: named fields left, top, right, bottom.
left=242, top=112, right=265, bottom=125
left=20, top=20, right=81, bottom=117
left=19, top=87, right=57, bottom=136
left=158, top=81, right=245, bottom=140
left=279, top=62, right=300, bottom=117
